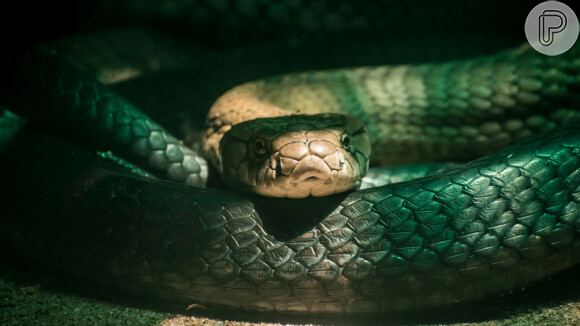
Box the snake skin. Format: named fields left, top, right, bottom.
left=2, top=117, right=580, bottom=319
left=1, top=0, right=580, bottom=322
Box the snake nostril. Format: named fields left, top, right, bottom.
left=339, top=152, right=345, bottom=166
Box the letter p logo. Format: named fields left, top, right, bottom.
left=525, top=1, right=579, bottom=56
left=539, top=10, right=567, bottom=46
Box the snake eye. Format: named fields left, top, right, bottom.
left=341, top=134, right=351, bottom=149
left=255, top=138, right=267, bottom=156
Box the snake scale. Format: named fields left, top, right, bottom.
left=2, top=0, right=580, bottom=322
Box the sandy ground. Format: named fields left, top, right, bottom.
left=1, top=246, right=580, bottom=326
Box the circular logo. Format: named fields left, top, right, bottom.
left=525, top=1, right=579, bottom=56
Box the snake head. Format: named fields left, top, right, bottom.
left=218, top=113, right=370, bottom=198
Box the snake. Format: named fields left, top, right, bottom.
left=1, top=0, right=580, bottom=322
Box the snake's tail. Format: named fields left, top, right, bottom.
left=0, top=47, right=208, bottom=187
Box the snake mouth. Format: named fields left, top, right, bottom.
left=288, top=155, right=332, bottom=182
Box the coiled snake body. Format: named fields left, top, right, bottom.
left=1, top=0, right=580, bottom=321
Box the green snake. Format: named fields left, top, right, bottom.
left=1, top=0, right=580, bottom=322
